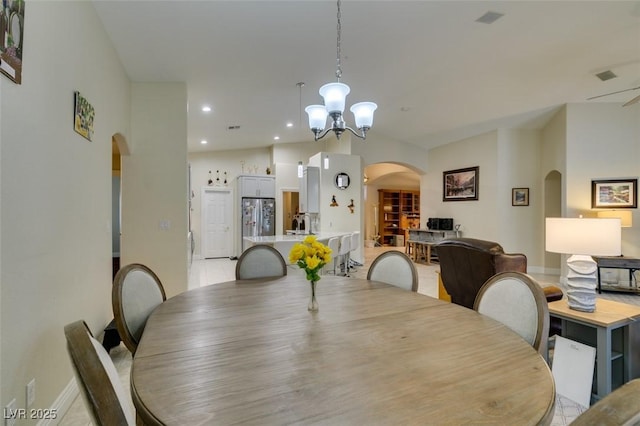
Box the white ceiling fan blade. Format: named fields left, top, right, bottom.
left=623, top=93, right=640, bottom=107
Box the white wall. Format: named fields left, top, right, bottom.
left=565, top=103, right=640, bottom=258
left=310, top=152, right=364, bottom=263
left=1, top=0, right=130, bottom=417
left=121, top=83, right=188, bottom=298
left=425, top=131, right=500, bottom=243
left=496, top=129, right=543, bottom=267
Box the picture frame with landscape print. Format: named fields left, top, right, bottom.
left=512, top=188, right=529, bottom=206
left=443, top=166, right=479, bottom=201
left=591, top=178, right=637, bottom=209
left=0, top=0, right=25, bottom=84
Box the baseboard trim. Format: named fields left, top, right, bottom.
left=38, top=378, right=78, bottom=426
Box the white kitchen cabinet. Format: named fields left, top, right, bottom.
left=299, top=166, right=319, bottom=213
left=238, top=175, right=275, bottom=198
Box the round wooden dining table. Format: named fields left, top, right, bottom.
left=131, top=275, right=555, bottom=425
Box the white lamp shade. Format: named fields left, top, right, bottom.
left=319, top=82, right=350, bottom=114
left=545, top=217, right=621, bottom=256
left=597, top=210, right=633, bottom=227
left=304, top=105, right=328, bottom=131
left=350, top=102, right=377, bottom=129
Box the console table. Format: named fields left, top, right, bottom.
left=406, top=229, right=459, bottom=264
left=593, top=256, right=640, bottom=294
left=548, top=298, right=640, bottom=401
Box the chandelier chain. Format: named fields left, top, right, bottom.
left=335, top=0, right=342, bottom=81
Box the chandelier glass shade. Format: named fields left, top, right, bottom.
left=305, top=0, right=377, bottom=141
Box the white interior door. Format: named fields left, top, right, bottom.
left=202, top=188, right=232, bottom=258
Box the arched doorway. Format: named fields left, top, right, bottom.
left=363, top=163, right=422, bottom=247
left=112, top=133, right=129, bottom=276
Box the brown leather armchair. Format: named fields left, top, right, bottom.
left=436, top=238, right=563, bottom=309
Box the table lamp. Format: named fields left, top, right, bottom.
left=545, top=217, right=621, bottom=312
left=596, top=210, right=633, bottom=228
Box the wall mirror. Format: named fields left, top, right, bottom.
left=335, top=172, right=350, bottom=190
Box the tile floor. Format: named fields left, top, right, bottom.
left=60, top=246, right=607, bottom=425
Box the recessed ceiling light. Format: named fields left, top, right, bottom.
left=595, top=70, right=617, bottom=82
left=475, top=11, right=504, bottom=24
left=274, top=136, right=280, bottom=140
left=286, top=122, right=293, bottom=128
left=201, top=140, right=208, bottom=144
left=202, top=106, right=211, bottom=112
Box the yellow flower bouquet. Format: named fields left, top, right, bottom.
left=289, top=235, right=332, bottom=311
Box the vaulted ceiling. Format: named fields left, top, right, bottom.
left=93, top=1, right=640, bottom=153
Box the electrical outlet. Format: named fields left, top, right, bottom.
left=26, top=379, right=36, bottom=407
left=4, top=398, right=18, bottom=426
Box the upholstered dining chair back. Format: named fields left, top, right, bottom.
left=474, top=272, right=549, bottom=358
left=64, top=320, right=135, bottom=426
left=112, top=263, right=166, bottom=354
left=436, top=238, right=528, bottom=309
left=236, top=244, right=287, bottom=280
left=367, top=251, right=419, bottom=292
left=570, top=378, right=640, bottom=426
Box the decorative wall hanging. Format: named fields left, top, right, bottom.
left=591, top=178, right=637, bottom=208
left=335, top=172, right=350, bottom=190
left=347, top=199, right=355, bottom=214
left=512, top=188, right=529, bottom=206
left=330, top=195, right=339, bottom=207
left=74, top=91, right=95, bottom=141
left=0, top=0, right=25, bottom=84
left=443, top=166, right=479, bottom=201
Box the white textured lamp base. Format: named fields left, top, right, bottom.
left=566, top=254, right=597, bottom=312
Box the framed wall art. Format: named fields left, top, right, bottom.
left=512, top=188, right=529, bottom=206
left=74, top=91, right=95, bottom=141
left=0, top=0, right=25, bottom=84
left=591, top=178, right=637, bottom=209
left=443, top=166, right=479, bottom=201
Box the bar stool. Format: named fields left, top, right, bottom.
left=338, top=234, right=351, bottom=276
left=349, top=231, right=360, bottom=272
left=326, top=237, right=341, bottom=275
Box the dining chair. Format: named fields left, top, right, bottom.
left=64, top=320, right=136, bottom=426
left=367, top=251, right=419, bottom=292
left=112, top=263, right=167, bottom=354
left=235, top=244, right=287, bottom=279
left=570, top=378, right=640, bottom=425
left=473, top=271, right=550, bottom=359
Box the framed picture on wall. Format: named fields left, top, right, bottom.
left=591, top=178, right=637, bottom=209
left=74, top=91, right=95, bottom=141
left=512, top=188, right=529, bottom=206
left=0, top=0, right=26, bottom=84
left=443, top=166, right=479, bottom=201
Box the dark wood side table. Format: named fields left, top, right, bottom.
left=593, top=256, right=640, bottom=294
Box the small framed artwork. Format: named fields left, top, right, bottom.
left=0, top=0, right=25, bottom=84
left=443, top=166, right=479, bottom=201
left=591, top=178, right=637, bottom=209
left=512, top=188, right=529, bottom=206
left=74, top=91, right=95, bottom=141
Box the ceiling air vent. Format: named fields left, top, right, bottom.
left=475, top=11, right=504, bottom=24
left=227, top=125, right=241, bottom=130
left=595, top=70, right=617, bottom=81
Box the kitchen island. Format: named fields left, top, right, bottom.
left=244, top=232, right=352, bottom=262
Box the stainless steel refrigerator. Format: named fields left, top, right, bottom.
left=241, top=197, right=276, bottom=252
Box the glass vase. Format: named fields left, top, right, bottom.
left=308, top=280, right=319, bottom=311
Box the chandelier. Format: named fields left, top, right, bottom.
left=305, top=0, right=377, bottom=141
